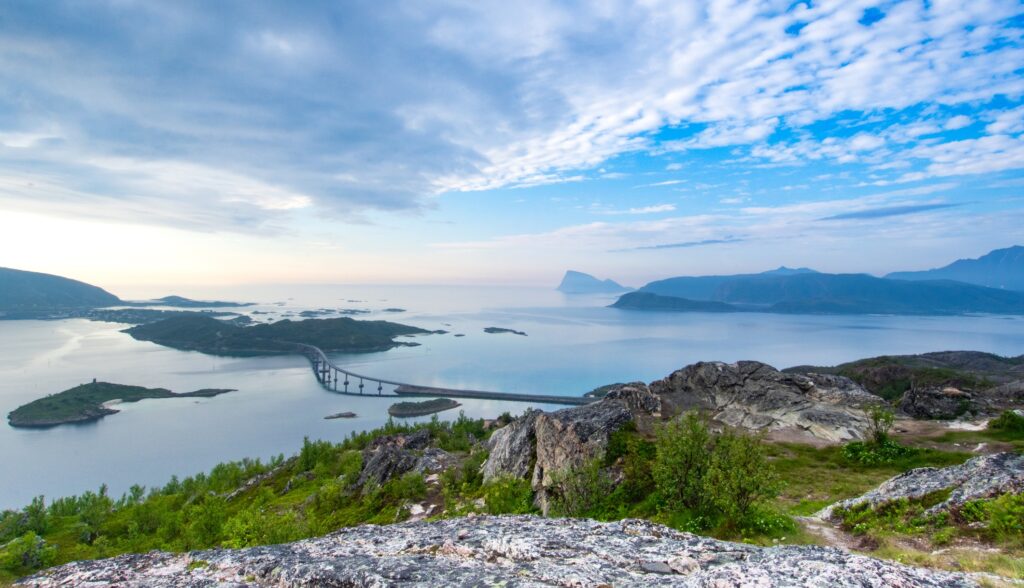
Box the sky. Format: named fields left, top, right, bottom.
left=1, top=0, right=1023, bottom=290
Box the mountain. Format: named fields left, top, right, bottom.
left=639, top=267, right=818, bottom=300
left=557, top=270, right=632, bottom=294
left=886, top=245, right=1024, bottom=291
left=0, top=267, right=121, bottom=312
left=617, top=272, right=1024, bottom=315
left=611, top=292, right=740, bottom=312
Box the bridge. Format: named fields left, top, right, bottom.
left=295, top=343, right=593, bottom=406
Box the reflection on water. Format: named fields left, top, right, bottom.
left=1, top=284, right=1022, bottom=509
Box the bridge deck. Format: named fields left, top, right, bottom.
left=295, top=343, right=594, bottom=407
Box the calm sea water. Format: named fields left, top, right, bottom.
left=2, top=284, right=1023, bottom=509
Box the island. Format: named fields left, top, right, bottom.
left=483, top=327, right=528, bottom=336
left=123, top=295, right=254, bottom=308
left=387, top=398, right=461, bottom=418
left=125, top=315, right=431, bottom=356
left=324, top=411, right=357, bottom=419
left=7, top=382, right=234, bottom=428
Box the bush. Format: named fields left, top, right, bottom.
left=704, top=429, right=781, bottom=530
left=483, top=477, right=534, bottom=515
left=986, top=493, right=1024, bottom=541
left=653, top=412, right=712, bottom=513
left=547, top=460, right=616, bottom=519
left=0, top=532, right=56, bottom=573
left=868, top=407, right=895, bottom=444
left=842, top=439, right=917, bottom=466
left=988, top=410, right=1024, bottom=434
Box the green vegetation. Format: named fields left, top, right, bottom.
left=990, top=410, right=1024, bottom=434
left=7, top=382, right=233, bottom=428
left=841, top=407, right=919, bottom=465
left=125, top=315, right=430, bottom=356
left=387, top=398, right=461, bottom=418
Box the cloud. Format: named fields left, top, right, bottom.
left=635, top=180, right=686, bottom=188
left=616, top=237, right=744, bottom=252
left=820, top=203, right=960, bottom=220
left=0, top=0, right=1021, bottom=234
left=595, top=203, right=677, bottom=215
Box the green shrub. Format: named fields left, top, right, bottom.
left=704, top=429, right=781, bottom=530
left=0, top=532, right=56, bottom=573
left=986, top=493, right=1024, bottom=541
left=483, top=477, right=534, bottom=515
left=842, top=438, right=917, bottom=466
left=653, top=412, right=712, bottom=512
left=988, top=410, right=1024, bottom=434
left=868, top=407, right=895, bottom=444
left=547, top=460, right=616, bottom=519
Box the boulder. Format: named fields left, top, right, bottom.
left=898, top=386, right=983, bottom=420
left=18, top=516, right=977, bottom=587
left=482, top=409, right=540, bottom=482
left=531, top=400, right=632, bottom=514
left=819, top=452, right=1024, bottom=520
left=650, top=361, right=878, bottom=443
left=358, top=429, right=434, bottom=486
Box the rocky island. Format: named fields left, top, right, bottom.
left=387, top=398, right=461, bottom=417
left=7, top=382, right=234, bottom=428
left=483, top=327, right=528, bottom=336
left=125, top=315, right=431, bottom=356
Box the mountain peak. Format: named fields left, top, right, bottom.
left=557, top=270, right=632, bottom=294
left=886, top=245, right=1024, bottom=291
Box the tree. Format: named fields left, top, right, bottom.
left=653, top=412, right=712, bottom=512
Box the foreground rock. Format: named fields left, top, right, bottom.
left=650, top=361, right=880, bottom=443
left=819, top=452, right=1024, bottom=520
left=898, top=386, right=983, bottom=420
left=358, top=430, right=456, bottom=486
left=18, top=515, right=976, bottom=587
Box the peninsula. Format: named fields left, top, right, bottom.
left=125, top=315, right=431, bottom=356
left=7, top=382, right=234, bottom=428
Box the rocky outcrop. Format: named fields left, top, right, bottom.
left=531, top=400, right=633, bottom=514
left=482, top=409, right=540, bottom=481
left=605, top=382, right=663, bottom=416
left=650, top=361, right=880, bottom=443
left=18, top=515, right=976, bottom=587
left=358, top=429, right=440, bottom=486
left=898, top=386, right=982, bottom=420
left=819, top=452, right=1024, bottom=520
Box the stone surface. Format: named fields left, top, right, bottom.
left=481, top=409, right=541, bottom=482
left=898, top=386, right=982, bottom=420
left=819, top=452, right=1024, bottom=520
left=604, top=382, right=663, bottom=416
left=18, top=516, right=977, bottom=587
left=530, top=400, right=633, bottom=514
left=650, top=361, right=880, bottom=443
left=358, top=429, right=434, bottom=486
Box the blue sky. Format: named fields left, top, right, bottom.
left=0, top=0, right=1022, bottom=288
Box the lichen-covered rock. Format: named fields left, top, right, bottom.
left=898, top=386, right=982, bottom=420
left=481, top=408, right=540, bottom=482
left=650, top=361, right=879, bottom=443
left=819, top=452, right=1024, bottom=520
left=531, top=400, right=633, bottom=514
left=604, top=382, right=662, bottom=415
left=18, top=516, right=977, bottom=587
left=358, top=429, right=433, bottom=486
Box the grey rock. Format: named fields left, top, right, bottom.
left=482, top=409, right=541, bottom=482
left=531, top=400, right=633, bottom=514
left=650, top=361, right=879, bottom=443
left=18, top=516, right=977, bottom=587
left=819, top=452, right=1024, bottom=520
left=604, top=382, right=663, bottom=415
left=358, top=430, right=434, bottom=487
left=898, top=386, right=982, bottom=420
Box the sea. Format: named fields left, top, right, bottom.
left=2, top=284, right=1023, bottom=509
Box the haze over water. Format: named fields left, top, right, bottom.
left=2, top=283, right=1023, bottom=509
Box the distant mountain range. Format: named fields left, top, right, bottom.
left=557, top=270, right=632, bottom=294
left=0, top=267, right=248, bottom=318
left=0, top=267, right=120, bottom=312
left=886, top=245, right=1024, bottom=291
left=612, top=246, right=1024, bottom=316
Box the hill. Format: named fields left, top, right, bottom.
left=639, top=267, right=818, bottom=300
left=886, top=245, right=1024, bottom=291
left=623, top=272, right=1024, bottom=315
left=556, top=270, right=632, bottom=294
left=125, top=315, right=431, bottom=356
left=0, top=267, right=120, bottom=313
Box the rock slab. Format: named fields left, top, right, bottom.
left=19, top=516, right=976, bottom=587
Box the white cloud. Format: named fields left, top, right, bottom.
left=944, top=115, right=972, bottom=130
